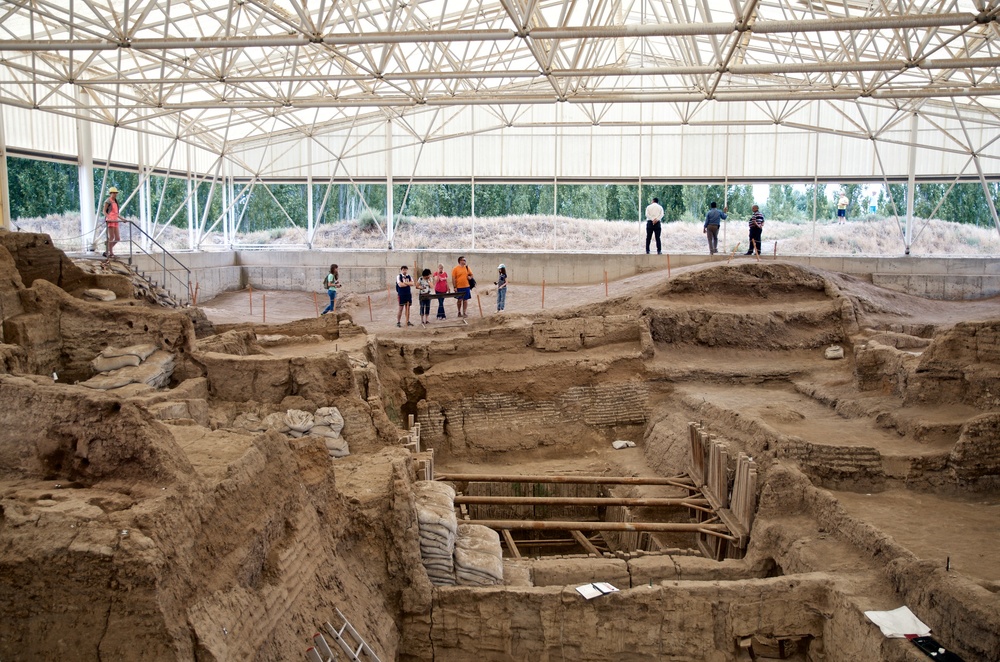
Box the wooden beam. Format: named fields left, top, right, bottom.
left=570, top=530, right=602, bottom=556
left=437, top=473, right=697, bottom=490
left=467, top=519, right=728, bottom=534
left=501, top=529, right=521, bottom=558
left=455, top=495, right=711, bottom=509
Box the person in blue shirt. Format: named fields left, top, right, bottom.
left=703, top=202, right=727, bottom=255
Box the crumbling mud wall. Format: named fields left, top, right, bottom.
left=0, top=384, right=422, bottom=661
left=0, top=231, right=131, bottom=299
left=400, top=576, right=834, bottom=661
left=905, top=319, right=1000, bottom=409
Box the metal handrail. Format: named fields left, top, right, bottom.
left=122, top=221, right=192, bottom=305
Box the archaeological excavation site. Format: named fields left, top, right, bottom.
left=0, top=231, right=998, bottom=662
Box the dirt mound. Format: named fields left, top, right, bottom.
left=658, top=262, right=831, bottom=301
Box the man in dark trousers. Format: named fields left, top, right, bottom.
left=644, top=197, right=664, bottom=254
left=745, top=205, right=765, bottom=256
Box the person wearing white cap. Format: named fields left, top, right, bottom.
left=102, top=186, right=121, bottom=258
left=495, top=264, right=508, bottom=312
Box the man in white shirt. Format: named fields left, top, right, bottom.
left=644, top=197, right=664, bottom=254
left=837, top=193, right=849, bottom=223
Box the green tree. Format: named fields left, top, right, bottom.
left=804, top=184, right=831, bottom=220
left=842, top=184, right=870, bottom=219
left=764, top=184, right=798, bottom=220
left=725, top=185, right=755, bottom=217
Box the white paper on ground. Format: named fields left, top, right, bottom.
left=863, top=606, right=931, bottom=639
left=576, top=582, right=620, bottom=599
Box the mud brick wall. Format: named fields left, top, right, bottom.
left=418, top=381, right=649, bottom=454
left=853, top=341, right=915, bottom=396
left=948, top=413, right=1000, bottom=485
left=400, top=576, right=836, bottom=662
left=777, top=438, right=886, bottom=487
left=645, top=303, right=844, bottom=349
left=906, top=320, right=1000, bottom=409
left=531, top=314, right=639, bottom=351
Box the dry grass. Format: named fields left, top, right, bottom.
left=15, top=212, right=1000, bottom=256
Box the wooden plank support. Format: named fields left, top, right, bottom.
left=570, top=530, right=602, bottom=557
left=501, top=529, right=521, bottom=558
left=466, top=519, right=729, bottom=534
left=699, top=486, right=748, bottom=548
left=454, top=496, right=711, bottom=509
left=437, top=473, right=697, bottom=490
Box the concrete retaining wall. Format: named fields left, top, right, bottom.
left=128, top=250, right=1000, bottom=302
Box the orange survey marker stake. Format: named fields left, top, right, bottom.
left=193, top=282, right=200, bottom=306
left=313, top=292, right=319, bottom=317
left=477, top=294, right=483, bottom=317
left=249, top=285, right=253, bottom=315
left=541, top=279, right=546, bottom=309
left=387, top=285, right=392, bottom=305
left=367, top=295, right=374, bottom=322
left=773, top=242, right=778, bottom=259
left=727, top=243, right=741, bottom=264
left=262, top=292, right=267, bottom=323
left=752, top=239, right=760, bottom=262
left=666, top=254, right=671, bottom=278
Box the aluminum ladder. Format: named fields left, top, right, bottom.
left=305, top=608, right=381, bottom=662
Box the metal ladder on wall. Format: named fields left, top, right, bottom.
left=305, top=608, right=382, bottom=662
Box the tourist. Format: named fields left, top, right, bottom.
left=703, top=202, right=727, bottom=255
left=745, top=205, right=765, bottom=256
left=102, top=186, right=120, bottom=258
left=452, top=256, right=473, bottom=318
left=396, top=265, right=414, bottom=327
left=321, top=264, right=340, bottom=314
left=417, top=268, right=433, bottom=325
left=433, top=263, right=449, bottom=319
left=495, top=264, right=508, bottom=312
left=644, top=197, right=664, bottom=254
left=837, top=192, right=849, bottom=223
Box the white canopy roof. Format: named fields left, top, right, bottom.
left=2, top=0, right=1000, bottom=182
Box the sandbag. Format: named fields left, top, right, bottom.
left=284, top=409, right=314, bottom=433
left=310, top=424, right=341, bottom=439
left=314, top=407, right=345, bottom=436
left=91, top=354, right=141, bottom=372
left=102, top=343, right=158, bottom=361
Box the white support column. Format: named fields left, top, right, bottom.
left=76, top=88, right=96, bottom=251
left=904, top=113, right=918, bottom=255
left=137, top=118, right=150, bottom=250
left=307, top=139, right=314, bottom=248
left=0, top=105, right=11, bottom=231
left=221, top=164, right=229, bottom=247
left=186, top=144, right=196, bottom=250
left=385, top=120, right=394, bottom=250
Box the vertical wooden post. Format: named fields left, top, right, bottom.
left=666, top=254, right=671, bottom=278
left=476, top=294, right=483, bottom=317
left=541, top=279, right=545, bottom=308
left=727, top=242, right=741, bottom=264
left=313, top=292, right=319, bottom=317
left=262, top=292, right=267, bottom=323
left=387, top=285, right=392, bottom=305
left=367, top=295, right=374, bottom=321
left=193, top=282, right=199, bottom=306
left=773, top=241, right=777, bottom=259
left=248, top=285, right=253, bottom=315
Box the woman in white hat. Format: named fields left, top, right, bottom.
left=495, top=264, right=508, bottom=312
left=102, top=186, right=121, bottom=258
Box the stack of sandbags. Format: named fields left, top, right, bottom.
left=80, top=344, right=174, bottom=390
left=414, top=481, right=458, bottom=586
left=454, top=524, right=504, bottom=586
left=310, top=407, right=348, bottom=458
left=90, top=344, right=158, bottom=372
left=248, top=407, right=350, bottom=458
